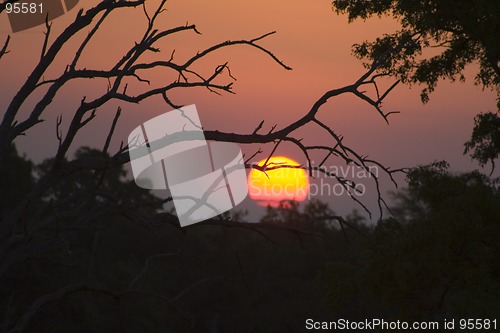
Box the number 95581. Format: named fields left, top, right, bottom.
left=5, top=2, right=43, bottom=14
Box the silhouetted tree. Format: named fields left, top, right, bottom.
left=332, top=0, right=500, bottom=102
left=0, top=1, right=401, bottom=331
left=464, top=110, right=500, bottom=174
left=321, top=162, right=500, bottom=321
left=332, top=0, right=500, bottom=179
left=0, top=144, right=34, bottom=216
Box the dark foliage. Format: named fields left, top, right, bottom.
left=333, top=0, right=500, bottom=102
left=464, top=110, right=500, bottom=173
left=1, top=147, right=367, bottom=332
left=320, top=163, right=500, bottom=322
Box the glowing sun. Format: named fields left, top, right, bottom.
left=247, top=156, right=309, bottom=207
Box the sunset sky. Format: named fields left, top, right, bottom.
left=0, top=0, right=497, bottom=219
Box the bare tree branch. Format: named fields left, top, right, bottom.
left=0, top=35, right=10, bottom=61
left=102, top=107, right=121, bottom=155
left=40, top=15, right=52, bottom=60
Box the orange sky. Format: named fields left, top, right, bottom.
left=0, top=0, right=497, bottom=218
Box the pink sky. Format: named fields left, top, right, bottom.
left=0, top=0, right=497, bottom=219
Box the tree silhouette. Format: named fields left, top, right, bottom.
left=332, top=0, right=500, bottom=172
left=321, top=162, right=500, bottom=322
left=0, top=144, right=35, bottom=221
left=332, top=0, right=500, bottom=102
left=0, top=1, right=402, bottom=331
left=464, top=110, right=500, bottom=174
